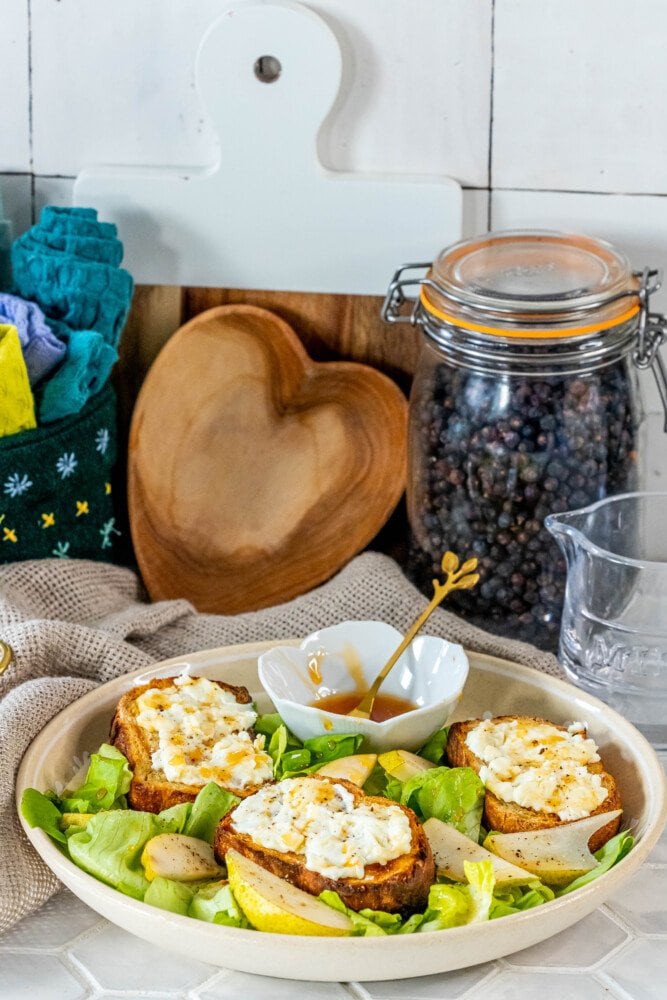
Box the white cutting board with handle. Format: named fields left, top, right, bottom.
left=74, top=0, right=461, bottom=293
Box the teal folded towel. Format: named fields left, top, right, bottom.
left=18, top=227, right=123, bottom=267
left=40, top=206, right=117, bottom=241
left=12, top=252, right=132, bottom=344
left=38, top=327, right=118, bottom=424
left=11, top=206, right=133, bottom=348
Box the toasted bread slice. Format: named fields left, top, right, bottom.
left=214, top=775, right=435, bottom=914
left=446, top=716, right=621, bottom=852
left=110, top=676, right=271, bottom=812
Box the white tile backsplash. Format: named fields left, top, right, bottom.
left=0, top=173, right=32, bottom=239
left=493, top=0, right=667, bottom=194
left=29, top=0, right=491, bottom=185
left=0, top=1, right=30, bottom=172
left=491, top=188, right=667, bottom=416
left=312, top=0, right=492, bottom=184
left=30, top=0, right=224, bottom=177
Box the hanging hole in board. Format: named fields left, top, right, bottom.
left=254, top=55, right=282, bottom=84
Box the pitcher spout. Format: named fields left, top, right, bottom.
left=544, top=510, right=587, bottom=564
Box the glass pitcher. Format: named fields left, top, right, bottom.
left=546, top=492, right=667, bottom=746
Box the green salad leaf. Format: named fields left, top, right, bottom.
left=184, top=783, right=239, bottom=843
left=418, top=727, right=449, bottom=765
left=67, top=810, right=182, bottom=900
left=387, top=765, right=485, bottom=841
left=190, top=880, right=249, bottom=927
left=413, top=860, right=495, bottom=932
left=319, top=891, right=403, bottom=936
left=261, top=721, right=364, bottom=780
left=490, top=881, right=555, bottom=919
left=144, top=877, right=195, bottom=915
left=59, top=744, right=132, bottom=813
left=20, top=788, right=67, bottom=844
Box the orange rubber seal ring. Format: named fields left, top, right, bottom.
left=419, top=288, right=640, bottom=339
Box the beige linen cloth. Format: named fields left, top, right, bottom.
left=0, top=552, right=562, bottom=934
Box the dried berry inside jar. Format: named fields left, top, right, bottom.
left=381, top=231, right=662, bottom=652
left=407, top=349, right=640, bottom=649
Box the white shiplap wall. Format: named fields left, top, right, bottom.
left=2, top=0, right=667, bottom=461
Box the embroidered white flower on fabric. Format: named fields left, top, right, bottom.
left=3, top=473, right=33, bottom=498
left=95, top=428, right=110, bottom=455
left=56, top=453, right=78, bottom=479
left=52, top=541, right=70, bottom=558
left=100, top=517, right=121, bottom=549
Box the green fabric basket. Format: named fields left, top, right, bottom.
left=0, top=383, right=130, bottom=564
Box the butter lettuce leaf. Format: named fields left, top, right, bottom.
left=20, top=788, right=67, bottom=844
left=59, top=744, right=131, bottom=813
left=418, top=727, right=450, bottom=765
left=416, top=860, right=495, bottom=932
left=184, top=783, right=239, bottom=843
left=190, top=880, right=249, bottom=927
left=388, top=766, right=485, bottom=841
left=319, top=891, right=402, bottom=936
left=67, top=809, right=185, bottom=900
left=490, top=881, right=555, bottom=919
left=144, top=876, right=195, bottom=915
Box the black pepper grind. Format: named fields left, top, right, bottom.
left=382, top=232, right=667, bottom=651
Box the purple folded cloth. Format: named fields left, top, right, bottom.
left=0, top=292, right=66, bottom=385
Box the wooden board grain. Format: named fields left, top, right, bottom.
left=128, top=304, right=408, bottom=613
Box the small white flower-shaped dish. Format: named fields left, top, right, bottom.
left=257, top=620, right=469, bottom=752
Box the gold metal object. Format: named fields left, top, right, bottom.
left=347, top=551, right=479, bottom=720
left=0, top=640, right=13, bottom=676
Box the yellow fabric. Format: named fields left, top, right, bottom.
left=0, top=324, right=37, bottom=437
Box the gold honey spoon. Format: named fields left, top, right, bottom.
left=347, top=551, right=480, bottom=720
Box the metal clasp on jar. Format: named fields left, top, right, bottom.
left=381, top=262, right=432, bottom=325
left=382, top=262, right=667, bottom=432
left=633, top=267, right=667, bottom=431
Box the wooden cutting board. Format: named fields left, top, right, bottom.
left=128, top=305, right=407, bottom=613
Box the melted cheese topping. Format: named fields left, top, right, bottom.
left=230, top=776, right=413, bottom=880
left=134, top=675, right=274, bottom=789
left=466, top=718, right=607, bottom=821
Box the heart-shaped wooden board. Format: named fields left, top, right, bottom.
left=128, top=305, right=407, bottom=613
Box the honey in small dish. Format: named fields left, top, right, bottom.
left=312, top=691, right=417, bottom=722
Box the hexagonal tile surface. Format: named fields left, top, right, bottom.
left=504, top=908, right=628, bottom=968
left=198, top=971, right=350, bottom=999
left=359, top=964, right=497, bottom=1000
left=1, top=953, right=88, bottom=1000
left=603, top=939, right=667, bottom=1000
left=466, top=970, right=613, bottom=999
left=606, top=866, right=667, bottom=935
left=69, top=923, right=214, bottom=992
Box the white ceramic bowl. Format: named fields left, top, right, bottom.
left=16, top=641, right=667, bottom=981
left=257, top=620, right=469, bottom=751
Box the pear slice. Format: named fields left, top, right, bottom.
left=60, top=813, right=94, bottom=830
left=378, top=749, right=436, bottom=783
left=226, top=849, right=353, bottom=936
left=316, top=754, right=377, bottom=786
left=423, top=817, right=535, bottom=885
left=483, top=810, right=622, bottom=887
left=141, top=833, right=223, bottom=882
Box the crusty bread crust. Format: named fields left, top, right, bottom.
left=446, top=716, right=621, bottom=852
left=214, top=776, right=435, bottom=914
left=110, top=675, right=270, bottom=812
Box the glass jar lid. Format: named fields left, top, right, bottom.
left=421, top=230, right=641, bottom=338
